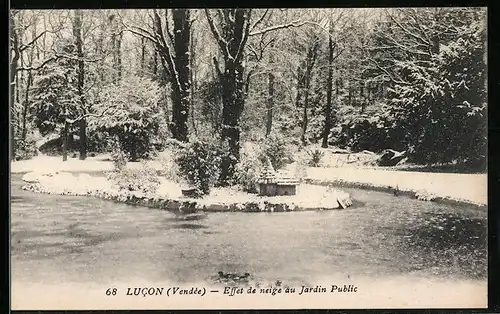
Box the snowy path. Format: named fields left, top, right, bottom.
left=11, top=155, right=487, bottom=206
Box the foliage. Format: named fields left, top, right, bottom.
left=330, top=8, right=487, bottom=169
left=334, top=112, right=406, bottom=153
left=85, top=130, right=111, bottom=154
left=306, top=149, right=324, bottom=167
left=90, top=76, right=165, bottom=161
left=156, top=141, right=187, bottom=183
left=14, top=134, right=38, bottom=161
left=175, top=138, right=226, bottom=196
left=107, top=163, right=160, bottom=194
left=13, top=9, right=488, bottom=172
left=234, top=144, right=264, bottom=193
left=109, top=137, right=128, bottom=171
left=260, top=132, right=294, bottom=170
left=293, top=154, right=309, bottom=182
left=29, top=41, right=80, bottom=136
left=377, top=8, right=487, bottom=166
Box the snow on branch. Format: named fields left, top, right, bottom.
left=16, top=56, right=57, bottom=72
left=249, top=20, right=305, bottom=36
left=204, top=9, right=230, bottom=59
left=152, top=10, right=182, bottom=93
left=368, top=57, right=411, bottom=86
left=125, top=25, right=158, bottom=45
left=387, top=12, right=432, bottom=47
left=65, top=105, right=117, bottom=125
left=235, top=9, right=252, bottom=63
left=164, top=9, right=175, bottom=45
left=250, top=9, right=269, bottom=32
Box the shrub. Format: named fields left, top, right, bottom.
left=157, top=150, right=183, bottom=183
left=234, top=144, right=263, bottom=193
left=175, top=138, right=224, bottom=196
left=110, top=137, right=128, bottom=171
left=333, top=112, right=406, bottom=153
left=293, top=154, right=308, bottom=183
left=90, top=76, right=165, bottom=161
left=261, top=132, right=293, bottom=170
left=14, top=136, right=38, bottom=161
left=306, top=149, right=324, bottom=167
left=107, top=163, right=160, bottom=194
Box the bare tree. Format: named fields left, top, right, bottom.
left=205, top=8, right=305, bottom=182
left=127, top=9, right=192, bottom=142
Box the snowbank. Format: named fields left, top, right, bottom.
left=21, top=172, right=352, bottom=212
left=304, top=167, right=487, bottom=206
left=12, top=154, right=486, bottom=206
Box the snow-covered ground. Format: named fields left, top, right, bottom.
left=11, top=154, right=487, bottom=205
left=20, top=171, right=351, bottom=210
left=304, top=166, right=487, bottom=206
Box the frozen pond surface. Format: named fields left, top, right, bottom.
left=11, top=173, right=487, bottom=288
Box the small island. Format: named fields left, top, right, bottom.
left=21, top=165, right=353, bottom=213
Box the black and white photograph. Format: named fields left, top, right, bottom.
left=9, top=7, right=488, bottom=310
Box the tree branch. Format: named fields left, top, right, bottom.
left=164, top=9, right=175, bottom=44
left=66, top=105, right=117, bottom=124
left=235, top=9, right=252, bottom=63
left=212, top=56, right=223, bottom=78
left=249, top=20, right=305, bottom=36
left=152, top=10, right=182, bottom=92
left=17, top=55, right=56, bottom=72
left=204, top=9, right=229, bottom=59
left=368, top=57, right=411, bottom=86
left=387, top=11, right=432, bottom=47
left=250, top=9, right=269, bottom=32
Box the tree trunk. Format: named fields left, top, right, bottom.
left=10, top=12, right=20, bottom=161
left=301, top=98, right=308, bottom=145
left=116, top=34, right=123, bottom=81
left=266, top=71, right=275, bottom=137
left=219, top=62, right=245, bottom=183
left=300, top=37, right=319, bottom=146
left=21, top=71, right=32, bottom=146
left=205, top=9, right=252, bottom=183
left=62, top=121, right=69, bottom=162
left=189, top=28, right=198, bottom=136
left=140, top=37, right=146, bottom=76
left=169, top=9, right=191, bottom=143
left=322, top=22, right=335, bottom=148
left=79, top=118, right=87, bottom=160
left=348, top=82, right=352, bottom=106
left=153, top=49, right=158, bottom=76
left=73, top=10, right=87, bottom=160
left=110, top=13, right=122, bottom=84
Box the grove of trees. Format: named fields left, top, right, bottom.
left=9, top=8, right=487, bottom=171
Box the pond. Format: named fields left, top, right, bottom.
left=11, top=173, right=487, bottom=290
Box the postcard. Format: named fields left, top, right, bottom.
left=10, top=7, right=488, bottom=310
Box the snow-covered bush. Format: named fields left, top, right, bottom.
left=14, top=129, right=39, bottom=160
left=234, top=144, right=263, bottom=193
left=175, top=138, right=224, bottom=196
left=107, top=163, right=160, bottom=194
left=110, top=137, right=128, bottom=171
left=306, top=149, right=324, bottom=167
left=157, top=150, right=183, bottom=183
left=261, top=132, right=294, bottom=170
left=90, top=76, right=166, bottom=161
left=335, top=113, right=405, bottom=153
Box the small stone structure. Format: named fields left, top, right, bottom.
left=257, top=159, right=299, bottom=196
